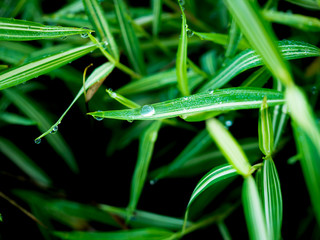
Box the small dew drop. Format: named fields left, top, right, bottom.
left=208, top=89, right=214, bottom=94
left=311, top=86, right=317, bottom=95
left=127, top=119, right=134, bottom=123
left=34, top=138, right=41, bottom=144
left=60, top=35, right=67, bottom=40
left=80, top=27, right=89, bottom=38
left=187, top=30, right=194, bottom=38
left=141, top=105, right=155, bottom=117
left=50, top=125, right=58, bottom=134
left=150, top=179, right=158, bottom=185
left=110, top=92, right=117, bottom=98
left=179, top=0, right=185, bottom=6
left=183, top=96, right=188, bottom=101
left=94, top=110, right=103, bottom=121
left=103, top=41, right=109, bottom=48
left=225, top=120, right=233, bottom=127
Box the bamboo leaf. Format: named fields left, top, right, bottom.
left=259, top=96, right=274, bottom=156
left=261, top=158, right=283, bottom=240
left=3, top=88, right=78, bottom=173
left=54, top=228, right=173, bottom=240
left=225, top=19, right=243, bottom=58
left=242, top=176, right=269, bottom=240
left=0, top=17, right=93, bottom=41
left=114, top=0, right=146, bottom=75
left=198, top=40, right=320, bottom=91
left=176, top=2, right=189, bottom=96
left=88, top=88, right=285, bottom=121
left=36, top=62, right=115, bottom=140
left=263, top=10, right=320, bottom=32
left=106, top=88, right=140, bottom=109
left=224, top=0, right=294, bottom=86
left=82, top=0, right=119, bottom=60
left=206, top=118, right=251, bottom=177
left=0, top=137, right=51, bottom=186
left=187, top=164, right=238, bottom=208
left=0, top=43, right=98, bottom=90
left=128, top=121, right=162, bottom=215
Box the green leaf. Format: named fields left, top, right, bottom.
left=292, top=122, right=320, bottom=226
left=261, top=158, right=283, bottom=240
left=206, top=118, right=251, bottom=177
left=224, top=0, right=294, bottom=86
left=225, top=19, right=243, bottom=58
left=187, top=164, right=238, bottom=208
left=0, top=17, right=93, bottom=41
left=114, top=0, right=146, bottom=75
left=82, top=0, right=119, bottom=60
left=285, top=0, right=320, bottom=9
left=0, top=137, right=51, bottom=186
left=176, top=2, right=189, bottom=96
left=259, top=96, right=274, bottom=156
left=106, top=88, right=140, bottom=109
left=128, top=121, right=162, bottom=215
left=117, top=68, right=202, bottom=95
left=198, top=40, right=320, bottom=91
left=0, top=43, right=98, bottom=90
left=242, top=175, right=269, bottom=240
left=89, top=88, right=284, bottom=121
left=0, top=112, right=36, bottom=125
left=3, top=88, right=78, bottom=173
left=152, top=0, right=162, bottom=37
left=263, top=10, right=320, bottom=32
left=193, top=31, right=249, bottom=50
left=36, top=62, right=115, bottom=140
left=54, top=228, right=173, bottom=240
left=100, top=204, right=189, bottom=230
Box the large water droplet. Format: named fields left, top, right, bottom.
left=80, top=27, right=89, bottom=38
left=94, top=110, right=103, bottom=121
left=141, top=105, right=155, bottom=116
left=50, top=125, right=58, bottom=134
left=34, top=138, right=41, bottom=144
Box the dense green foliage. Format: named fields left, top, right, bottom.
left=0, top=0, right=320, bottom=239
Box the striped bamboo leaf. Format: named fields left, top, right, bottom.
left=259, top=97, right=274, bottom=156
left=0, top=17, right=93, bottom=41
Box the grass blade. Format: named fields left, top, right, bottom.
left=259, top=96, right=274, bottom=156
left=193, top=31, right=249, bottom=50
left=0, top=137, right=51, bottom=186
left=292, top=120, right=320, bottom=226
left=176, top=2, right=189, bottom=96
left=0, top=17, right=93, bottom=41
left=261, top=158, right=283, bottom=240
left=3, top=88, right=78, bottom=173
left=54, top=228, right=173, bottom=240
left=88, top=88, right=285, bottom=121
left=82, top=0, right=119, bottom=60
left=242, top=175, right=268, bottom=240
left=36, top=62, right=115, bottom=140
left=152, top=0, right=162, bottom=37
left=128, top=121, right=162, bottom=215
left=0, top=43, right=98, bottom=90
left=224, top=0, right=294, bottom=86
left=198, top=40, right=320, bottom=91
left=114, top=0, right=146, bottom=75
left=187, top=164, right=238, bottom=208
left=206, top=118, right=251, bottom=177
left=100, top=204, right=189, bottom=230
left=263, top=10, right=320, bottom=32
left=0, top=112, right=36, bottom=125
left=106, top=88, right=140, bottom=109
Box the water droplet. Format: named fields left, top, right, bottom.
left=150, top=179, right=158, bottom=185
left=80, top=27, right=89, bottom=38
left=50, top=125, right=58, bottom=134
left=183, top=96, right=188, bottom=100
left=60, top=35, right=67, bottom=40
left=179, top=0, right=185, bottom=6
left=225, top=120, right=233, bottom=127
left=103, top=41, right=109, bottom=48
left=311, top=86, right=317, bottom=95
left=140, top=105, right=155, bottom=116
left=34, top=138, right=41, bottom=144
left=208, top=89, right=214, bottom=94
left=127, top=119, right=133, bottom=123
left=94, top=110, right=103, bottom=121
left=110, top=92, right=117, bottom=98
left=187, top=29, right=194, bottom=38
